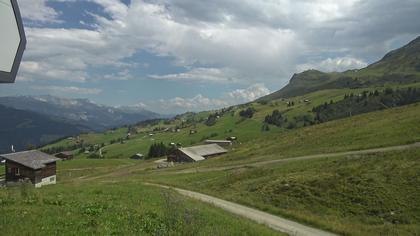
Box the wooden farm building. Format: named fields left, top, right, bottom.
left=204, top=139, right=232, bottom=147
left=55, top=151, right=74, bottom=160
left=130, top=153, right=144, bottom=160
left=168, top=144, right=227, bottom=163
left=1, top=150, right=59, bottom=188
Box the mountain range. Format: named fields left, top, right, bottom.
left=0, top=95, right=161, bottom=131
left=0, top=95, right=163, bottom=153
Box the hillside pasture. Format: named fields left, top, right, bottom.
left=145, top=148, right=420, bottom=235
left=0, top=181, right=280, bottom=235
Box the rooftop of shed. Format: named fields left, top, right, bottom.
left=205, top=140, right=232, bottom=143
left=179, top=144, right=227, bottom=161
left=1, top=150, right=60, bottom=170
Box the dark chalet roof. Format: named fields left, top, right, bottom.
left=57, top=151, right=73, bottom=156
left=1, top=150, right=60, bottom=170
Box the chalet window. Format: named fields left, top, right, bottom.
left=7, top=167, right=11, bottom=173
left=50, top=177, right=55, bottom=182
left=15, top=168, right=20, bottom=176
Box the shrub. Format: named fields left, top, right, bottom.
left=264, top=110, right=286, bottom=127
left=205, top=114, right=218, bottom=126
left=239, top=107, right=256, bottom=118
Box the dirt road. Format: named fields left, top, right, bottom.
left=145, top=183, right=337, bottom=236
left=173, top=142, right=420, bottom=174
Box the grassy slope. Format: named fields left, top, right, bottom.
left=5, top=89, right=420, bottom=235
left=44, top=100, right=420, bottom=235
left=125, top=103, right=420, bottom=235
left=144, top=148, right=420, bottom=236
left=165, top=102, right=420, bottom=171
left=0, top=162, right=280, bottom=236
left=42, top=83, right=420, bottom=160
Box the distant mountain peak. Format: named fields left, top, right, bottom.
left=259, top=35, right=420, bottom=101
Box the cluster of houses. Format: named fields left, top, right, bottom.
left=0, top=138, right=234, bottom=188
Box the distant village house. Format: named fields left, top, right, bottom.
left=1, top=150, right=59, bottom=188
left=204, top=140, right=232, bottom=147
left=55, top=151, right=74, bottom=161
left=130, top=153, right=144, bottom=160
left=226, top=136, right=237, bottom=141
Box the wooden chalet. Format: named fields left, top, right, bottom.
left=1, top=150, right=59, bottom=188
left=130, top=153, right=144, bottom=160
left=55, top=151, right=74, bottom=161
left=168, top=144, right=227, bottom=163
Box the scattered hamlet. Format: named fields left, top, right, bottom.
left=1, top=150, right=59, bottom=188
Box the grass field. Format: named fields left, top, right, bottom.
left=39, top=81, right=420, bottom=163
left=56, top=158, right=142, bottom=182
left=153, top=102, right=420, bottom=172
left=42, top=83, right=420, bottom=161
left=143, top=148, right=420, bottom=235
left=26, top=85, right=420, bottom=235
left=0, top=163, right=281, bottom=236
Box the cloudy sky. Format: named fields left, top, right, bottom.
left=1, top=0, right=419, bottom=114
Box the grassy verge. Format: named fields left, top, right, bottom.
left=0, top=179, right=281, bottom=235
left=56, top=159, right=138, bottom=182
left=145, top=149, right=420, bottom=235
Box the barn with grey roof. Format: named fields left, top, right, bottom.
left=168, top=144, right=228, bottom=162
left=1, top=150, right=59, bottom=188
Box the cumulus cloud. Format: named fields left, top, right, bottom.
left=16, top=0, right=420, bottom=105
left=142, top=83, right=270, bottom=114
left=19, top=0, right=61, bottom=23
left=228, top=83, right=271, bottom=102
left=19, top=0, right=301, bottom=84
left=149, top=94, right=229, bottom=113
left=31, top=85, right=102, bottom=95
left=150, top=68, right=238, bottom=83
left=297, top=57, right=368, bottom=73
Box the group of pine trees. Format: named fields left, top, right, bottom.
left=147, top=142, right=178, bottom=159
left=313, top=87, right=420, bottom=123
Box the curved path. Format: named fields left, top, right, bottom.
left=172, top=142, right=420, bottom=174
left=145, top=183, right=337, bottom=236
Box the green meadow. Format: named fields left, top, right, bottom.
left=41, top=83, right=420, bottom=161
left=31, top=80, right=420, bottom=235
left=0, top=165, right=280, bottom=236
left=142, top=149, right=420, bottom=236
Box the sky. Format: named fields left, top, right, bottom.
left=1, top=0, right=420, bottom=114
